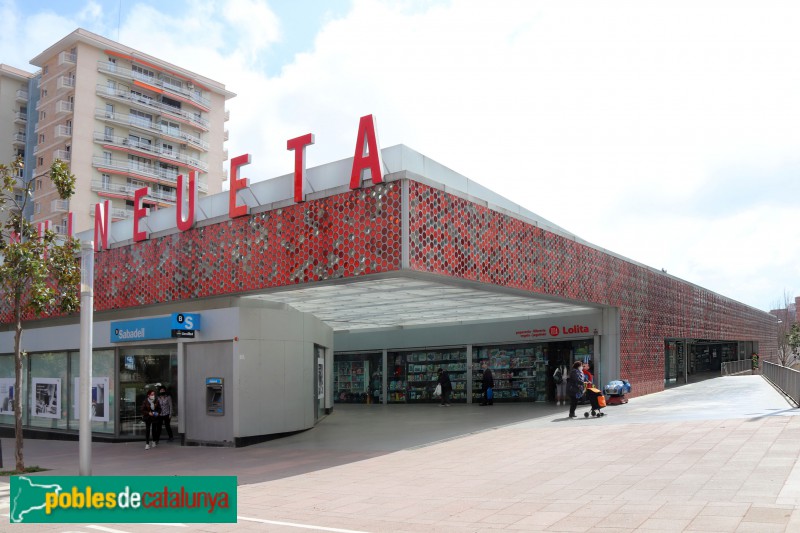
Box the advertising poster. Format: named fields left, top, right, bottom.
left=72, top=377, right=110, bottom=421
left=0, top=378, right=15, bottom=414
left=32, top=378, right=61, bottom=419
left=317, top=357, right=325, bottom=400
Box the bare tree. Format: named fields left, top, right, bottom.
left=773, top=290, right=797, bottom=367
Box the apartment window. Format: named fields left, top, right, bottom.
left=104, top=126, right=114, bottom=142
left=101, top=174, right=111, bottom=189
left=14, top=194, right=23, bottom=204
left=160, top=120, right=180, bottom=137
left=39, top=134, right=45, bottom=144
left=130, top=109, right=152, bottom=128
left=37, top=179, right=43, bottom=191
left=43, top=66, right=49, bottom=75
left=131, top=90, right=152, bottom=105
left=34, top=202, right=40, bottom=214
left=41, top=89, right=47, bottom=98
left=126, top=178, right=145, bottom=189
left=40, top=111, right=46, bottom=121
left=107, top=57, right=117, bottom=70
left=38, top=157, right=44, bottom=167
left=103, top=151, right=112, bottom=165
left=161, top=74, right=182, bottom=91
left=161, top=142, right=174, bottom=155
left=161, top=96, right=181, bottom=110
left=106, top=79, right=117, bottom=95
left=131, top=64, right=155, bottom=82
left=128, top=134, right=152, bottom=149
left=105, top=103, right=114, bottom=118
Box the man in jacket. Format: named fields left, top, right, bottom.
left=437, top=368, right=452, bottom=406
left=479, top=361, right=494, bottom=406
left=566, top=361, right=585, bottom=418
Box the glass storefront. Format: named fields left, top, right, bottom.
left=69, top=350, right=115, bottom=434
left=334, top=352, right=382, bottom=404
left=473, top=344, right=546, bottom=402
left=118, top=345, right=177, bottom=437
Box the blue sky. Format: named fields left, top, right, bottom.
left=3, top=0, right=800, bottom=312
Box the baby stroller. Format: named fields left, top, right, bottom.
left=583, top=386, right=606, bottom=417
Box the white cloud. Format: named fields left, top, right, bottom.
left=7, top=0, right=800, bottom=311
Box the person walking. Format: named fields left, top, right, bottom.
left=553, top=363, right=568, bottom=405
left=141, top=389, right=162, bottom=449
left=437, top=368, right=452, bottom=406
left=157, top=386, right=174, bottom=442
left=566, top=361, right=585, bottom=418
left=479, top=361, right=494, bottom=406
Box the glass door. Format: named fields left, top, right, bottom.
left=118, top=345, right=177, bottom=437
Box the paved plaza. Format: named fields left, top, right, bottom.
left=2, top=374, right=800, bottom=532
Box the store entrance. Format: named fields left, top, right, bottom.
left=118, top=345, right=177, bottom=438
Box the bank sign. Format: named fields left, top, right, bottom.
left=111, top=313, right=201, bottom=342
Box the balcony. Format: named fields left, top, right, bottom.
left=51, top=199, right=69, bottom=213
left=96, top=84, right=211, bottom=134
left=91, top=180, right=177, bottom=205
left=53, top=149, right=71, bottom=161
left=96, top=61, right=211, bottom=110
left=12, top=132, right=25, bottom=145
left=57, top=76, right=75, bottom=91
left=224, top=130, right=229, bottom=141
left=56, top=100, right=74, bottom=114
left=15, top=90, right=28, bottom=103
left=14, top=111, right=26, bottom=124
left=91, top=128, right=209, bottom=172
left=90, top=204, right=134, bottom=220
left=55, top=124, right=72, bottom=139
left=58, top=51, right=77, bottom=65
left=92, top=156, right=209, bottom=192
left=224, top=109, right=230, bottom=122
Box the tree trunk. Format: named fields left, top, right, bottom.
left=14, top=298, right=24, bottom=472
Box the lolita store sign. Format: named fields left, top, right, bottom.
left=515, top=324, right=591, bottom=339
left=87, top=114, right=384, bottom=251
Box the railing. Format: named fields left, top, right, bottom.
left=58, top=51, right=77, bottom=65
left=96, top=84, right=211, bottom=133
left=91, top=129, right=208, bottom=171
left=55, top=124, right=73, bottom=138
left=91, top=156, right=208, bottom=192
left=54, top=149, right=71, bottom=161
left=96, top=61, right=211, bottom=109
left=91, top=180, right=177, bottom=204
left=15, top=89, right=28, bottom=102
left=14, top=111, right=26, bottom=122
left=56, top=100, right=74, bottom=114
left=721, top=359, right=752, bottom=376
left=57, top=76, right=75, bottom=91
left=90, top=204, right=133, bottom=220
left=763, top=361, right=800, bottom=406
left=13, top=132, right=26, bottom=143
left=51, top=199, right=69, bottom=212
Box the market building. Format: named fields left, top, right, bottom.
left=0, top=119, right=778, bottom=446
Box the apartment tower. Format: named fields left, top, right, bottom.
left=28, top=28, right=235, bottom=234
left=0, top=64, right=34, bottom=224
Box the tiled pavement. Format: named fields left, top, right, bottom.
left=2, top=374, right=800, bottom=532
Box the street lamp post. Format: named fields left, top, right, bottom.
left=79, top=241, right=94, bottom=476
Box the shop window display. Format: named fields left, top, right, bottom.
left=334, top=352, right=383, bottom=404
left=403, top=348, right=467, bottom=403
left=473, top=344, right=547, bottom=402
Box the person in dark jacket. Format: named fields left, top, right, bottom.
left=479, top=361, right=494, bottom=406
left=141, top=389, right=162, bottom=450
left=157, top=386, right=174, bottom=442
left=566, top=361, right=585, bottom=418
left=437, top=368, right=452, bottom=406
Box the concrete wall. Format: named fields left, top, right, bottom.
left=184, top=341, right=234, bottom=445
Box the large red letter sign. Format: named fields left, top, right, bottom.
left=287, top=133, right=315, bottom=203
left=133, top=187, right=150, bottom=242
left=229, top=154, right=252, bottom=218
left=349, top=114, right=383, bottom=189
left=176, top=171, right=197, bottom=232
left=94, top=200, right=110, bottom=251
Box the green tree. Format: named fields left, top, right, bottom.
left=0, top=157, right=80, bottom=472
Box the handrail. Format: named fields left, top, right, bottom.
left=721, top=359, right=751, bottom=376
left=762, top=361, right=800, bottom=406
